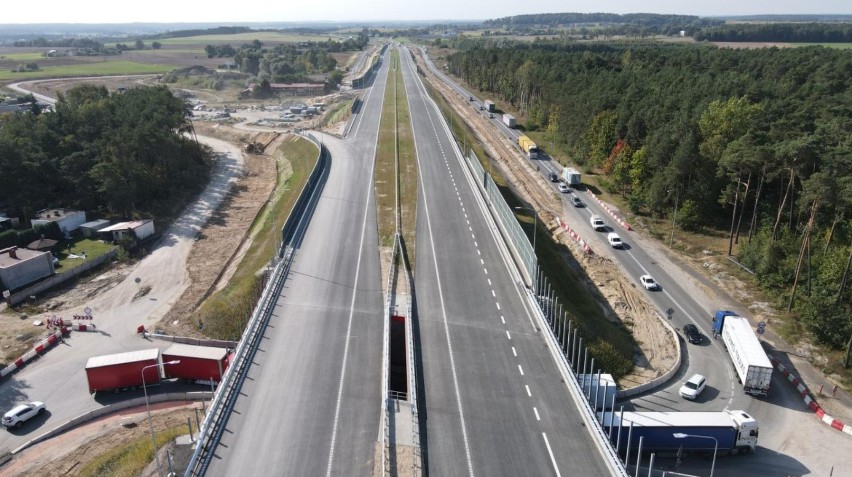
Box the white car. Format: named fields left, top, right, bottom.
left=590, top=215, right=607, bottom=231
left=2, top=401, right=45, bottom=429
left=679, top=374, right=706, bottom=400
left=558, top=183, right=570, bottom=193
left=607, top=232, right=623, bottom=248
left=639, top=274, right=658, bottom=290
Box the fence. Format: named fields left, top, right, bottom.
left=8, top=250, right=117, bottom=306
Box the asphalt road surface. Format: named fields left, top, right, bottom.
left=204, top=51, right=389, bottom=476
left=399, top=47, right=614, bottom=477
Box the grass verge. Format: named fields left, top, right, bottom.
left=424, top=77, right=634, bottom=377
left=196, top=135, right=319, bottom=340
left=78, top=425, right=185, bottom=477
left=56, top=238, right=117, bottom=270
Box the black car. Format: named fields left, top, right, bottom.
left=683, top=324, right=702, bottom=344
left=548, top=172, right=559, bottom=182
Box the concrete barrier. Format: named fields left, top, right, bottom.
left=616, top=314, right=682, bottom=398
left=12, top=391, right=212, bottom=455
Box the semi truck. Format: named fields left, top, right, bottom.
left=502, top=114, right=516, bottom=128
left=162, top=343, right=231, bottom=384
left=712, top=310, right=773, bottom=396
left=85, top=348, right=161, bottom=394
left=483, top=100, right=495, bottom=112
left=562, top=167, right=581, bottom=186
left=518, top=135, right=539, bottom=159
left=599, top=409, right=759, bottom=455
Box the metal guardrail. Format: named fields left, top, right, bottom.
left=381, top=233, right=399, bottom=477
left=184, top=133, right=328, bottom=476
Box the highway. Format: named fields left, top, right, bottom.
left=204, top=50, right=389, bottom=476
left=417, top=46, right=852, bottom=477
left=399, top=47, right=613, bottom=476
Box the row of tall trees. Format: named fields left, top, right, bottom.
left=0, top=85, right=212, bottom=220
left=695, top=23, right=852, bottom=43
left=231, top=40, right=338, bottom=81
left=447, top=41, right=852, bottom=351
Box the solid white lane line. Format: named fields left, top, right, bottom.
left=534, top=407, right=541, bottom=421
left=525, top=385, right=532, bottom=397
left=542, top=433, right=562, bottom=477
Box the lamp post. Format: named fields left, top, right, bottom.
left=143, top=360, right=180, bottom=477
left=673, top=432, right=717, bottom=477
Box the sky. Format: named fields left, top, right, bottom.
left=4, top=0, right=852, bottom=24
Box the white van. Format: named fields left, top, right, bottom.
left=607, top=232, right=623, bottom=248
left=590, top=215, right=607, bottom=231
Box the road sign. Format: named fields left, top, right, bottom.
left=756, top=327, right=765, bottom=335
left=758, top=321, right=766, bottom=329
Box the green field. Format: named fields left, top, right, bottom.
left=0, top=61, right=174, bottom=80
left=155, top=32, right=344, bottom=46
left=0, top=52, right=44, bottom=60
left=791, top=42, right=852, bottom=49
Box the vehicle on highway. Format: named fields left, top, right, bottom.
left=683, top=323, right=702, bottom=344
left=607, top=232, right=623, bottom=248
left=679, top=374, right=707, bottom=400
left=562, top=167, right=582, bottom=186
left=468, top=95, right=473, bottom=101
left=479, top=105, right=484, bottom=110
left=558, top=183, right=570, bottom=193
left=712, top=311, right=773, bottom=396
left=548, top=172, right=559, bottom=182
left=488, top=112, right=494, bottom=118
left=2, top=401, right=45, bottom=429
left=639, top=274, right=658, bottom=290
left=590, top=215, right=607, bottom=231
left=571, top=196, right=583, bottom=207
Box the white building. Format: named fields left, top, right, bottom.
left=0, top=246, right=54, bottom=291
left=31, top=209, right=87, bottom=237
left=98, top=220, right=155, bottom=243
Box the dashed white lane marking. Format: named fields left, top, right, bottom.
left=534, top=407, right=541, bottom=421
left=518, top=365, right=525, bottom=376
left=472, top=233, right=476, bottom=239
left=483, top=268, right=488, bottom=274
left=525, top=385, right=532, bottom=397
left=487, top=278, right=491, bottom=286
left=496, top=302, right=501, bottom=310
left=542, top=433, right=562, bottom=477
left=506, top=330, right=511, bottom=340
left=491, top=289, right=496, bottom=297
left=501, top=315, right=506, bottom=325
left=511, top=346, right=516, bottom=356
left=480, top=258, right=485, bottom=265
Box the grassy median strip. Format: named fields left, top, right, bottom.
left=425, top=79, right=634, bottom=376
left=197, top=136, right=319, bottom=340
left=375, top=49, right=418, bottom=268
